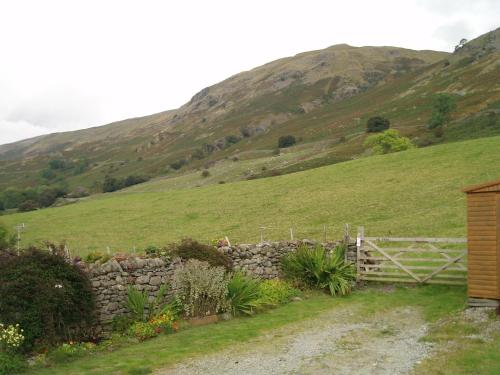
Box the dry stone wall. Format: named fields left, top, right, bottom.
left=78, top=240, right=357, bottom=330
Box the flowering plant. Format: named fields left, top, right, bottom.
left=0, top=323, right=24, bottom=352
left=149, top=311, right=177, bottom=334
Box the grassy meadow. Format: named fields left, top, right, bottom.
left=2, top=135, right=500, bottom=255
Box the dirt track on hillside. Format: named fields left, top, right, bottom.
left=156, top=305, right=431, bottom=375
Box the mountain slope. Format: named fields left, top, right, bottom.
left=0, top=27, right=499, bottom=193
left=3, top=135, right=500, bottom=254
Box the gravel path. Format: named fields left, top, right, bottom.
left=156, top=306, right=431, bottom=375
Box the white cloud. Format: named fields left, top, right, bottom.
left=0, top=0, right=498, bottom=145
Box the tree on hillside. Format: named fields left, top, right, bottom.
left=278, top=135, right=296, bottom=148
left=363, top=129, right=415, bottom=155
left=366, top=116, right=390, bottom=132
left=427, top=93, right=457, bottom=132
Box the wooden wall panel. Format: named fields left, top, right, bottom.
left=467, top=193, right=498, bottom=299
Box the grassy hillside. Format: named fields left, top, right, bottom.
left=1, top=28, right=498, bottom=197
left=2, top=136, right=499, bottom=255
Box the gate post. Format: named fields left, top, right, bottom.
left=356, top=226, right=365, bottom=282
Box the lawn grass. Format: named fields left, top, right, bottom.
left=29, top=285, right=466, bottom=375
left=415, top=311, right=500, bottom=375
left=3, top=135, right=500, bottom=255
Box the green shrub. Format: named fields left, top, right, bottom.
left=18, top=200, right=39, bottom=212
left=366, top=116, right=390, bottom=132
left=0, top=351, right=26, bottom=374
left=172, top=260, right=229, bottom=317
left=256, top=279, right=300, bottom=306
left=227, top=272, right=262, bottom=316
left=128, top=322, right=157, bottom=342
left=363, top=129, right=415, bottom=155
left=0, top=248, right=95, bottom=351
left=201, top=170, right=210, bottom=178
left=170, top=239, right=232, bottom=271
left=281, top=245, right=355, bottom=296
left=278, top=135, right=296, bottom=148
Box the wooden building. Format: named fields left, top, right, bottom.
left=464, top=180, right=500, bottom=304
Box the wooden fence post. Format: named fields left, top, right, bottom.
left=356, top=226, right=364, bottom=282
left=290, top=227, right=294, bottom=241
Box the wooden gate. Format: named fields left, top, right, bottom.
left=356, top=229, right=467, bottom=285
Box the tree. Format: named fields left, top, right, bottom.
left=366, top=116, right=390, bottom=132
left=278, top=135, right=296, bottom=148
left=18, top=200, right=39, bottom=212
left=428, top=93, right=457, bottom=130
left=102, top=176, right=122, bottom=193
left=364, top=129, right=415, bottom=155
left=454, top=38, right=468, bottom=52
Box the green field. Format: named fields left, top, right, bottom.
left=2, top=136, right=499, bottom=255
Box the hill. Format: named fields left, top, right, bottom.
left=2, top=135, right=499, bottom=254
left=0, top=27, right=498, bottom=206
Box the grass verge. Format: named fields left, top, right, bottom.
left=30, top=285, right=466, bottom=375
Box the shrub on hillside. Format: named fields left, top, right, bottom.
left=0, top=248, right=95, bottom=350
left=170, top=159, right=188, bottom=171
left=282, top=245, right=355, bottom=296
left=201, top=170, right=210, bottom=178
left=363, top=129, right=415, bottom=155
left=172, top=260, right=230, bottom=317
left=366, top=116, right=390, bottom=132
left=170, top=238, right=232, bottom=271
left=427, top=93, right=457, bottom=130
left=18, top=200, right=39, bottom=212
left=278, top=135, right=296, bottom=148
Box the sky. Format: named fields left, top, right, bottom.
left=0, top=0, right=499, bottom=145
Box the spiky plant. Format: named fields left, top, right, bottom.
left=281, top=245, right=355, bottom=296
left=227, top=272, right=262, bottom=316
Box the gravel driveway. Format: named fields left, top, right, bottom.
left=156, top=305, right=431, bottom=375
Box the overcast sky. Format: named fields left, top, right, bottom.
left=0, top=0, right=498, bottom=145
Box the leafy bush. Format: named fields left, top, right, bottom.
left=128, top=322, right=157, bottom=342
left=170, top=239, right=232, bottom=271
left=0, top=351, right=26, bottom=374
left=363, top=129, right=415, bottom=155
left=227, top=272, right=262, bottom=316
left=172, top=260, right=229, bottom=317
left=281, top=245, right=355, bottom=296
left=0, top=248, right=95, bottom=350
left=278, top=135, right=296, bottom=148
left=102, top=175, right=149, bottom=193
left=366, top=116, right=390, bottom=132
left=170, top=159, right=188, bottom=171
left=256, top=279, right=299, bottom=306
left=18, top=200, right=39, bottom=212
left=201, top=170, right=210, bottom=178
left=427, top=93, right=457, bottom=130
left=225, top=135, right=241, bottom=145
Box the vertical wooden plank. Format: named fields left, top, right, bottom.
left=496, top=193, right=500, bottom=298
